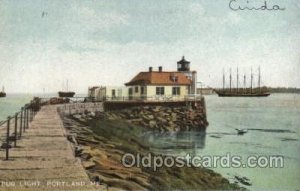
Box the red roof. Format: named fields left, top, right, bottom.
left=125, top=71, right=192, bottom=86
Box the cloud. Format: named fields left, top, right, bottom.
left=226, top=12, right=242, bottom=25
left=189, top=2, right=206, bottom=16
left=71, top=4, right=129, bottom=31
left=0, top=0, right=299, bottom=93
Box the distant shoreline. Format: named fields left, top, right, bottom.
left=268, top=87, right=300, bottom=94
left=206, top=87, right=300, bottom=94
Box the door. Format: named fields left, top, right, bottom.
left=128, top=88, right=133, bottom=100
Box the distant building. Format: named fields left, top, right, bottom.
left=88, top=86, right=129, bottom=101
left=88, top=86, right=100, bottom=98
left=125, top=56, right=197, bottom=101
left=97, top=86, right=128, bottom=101
left=197, top=87, right=215, bottom=95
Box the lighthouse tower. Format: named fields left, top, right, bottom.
left=177, top=56, right=190, bottom=72
left=177, top=56, right=197, bottom=95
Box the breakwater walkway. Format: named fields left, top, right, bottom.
left=0, top=105, right=104, bottom=191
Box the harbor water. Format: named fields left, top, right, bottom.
left=0, top=94, right=33, bottom=122
left=1, top=93, right=299, bottom=190
left=145, top=93, right=300, bottom=190
left=0, top=93, right=86, bottom=122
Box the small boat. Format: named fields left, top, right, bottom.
left=215, top=67, right=270, bottom=97
left=58, top=91, right=75, bottom=98
left=235, top=128, right=248, bottom=135
left=58, top=80, right=75, bottom=98
left=0, top=86, right=6, bottom=98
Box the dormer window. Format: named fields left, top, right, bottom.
left=170, top=73, right=178, bottom=83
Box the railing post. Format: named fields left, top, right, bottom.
left=31, top=107, right=33, bottom=121
left=29, top=107, right=31, bottom=123
left=6, top=117, right=10, bottom=160
left=24, top=106, right=27, bottom=129
left=32, top=107, right=35, bottom=120
left=29, top=107, right=32, bottom=122
left=23, top=107, right=26, bottom=132
left=14, top=113, right=18, bottom=147
left=26, top=106, right=29, bottom=129
left=19, top=107, right=23, bottom=137
left=24, top=107, right=26, bottom=130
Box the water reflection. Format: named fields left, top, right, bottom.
left=142, top=131, right=206, bottom=155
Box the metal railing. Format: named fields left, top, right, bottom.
left=0, top=103, right=38, bottom=160
left=39, top=97, right=88, bottom=104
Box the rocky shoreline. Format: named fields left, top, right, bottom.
left=99, top=104, right=208, bottom=132
left=61, top=109, right=243, bottom=190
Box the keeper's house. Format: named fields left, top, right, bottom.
left=125, top=56, right=197, bottom=101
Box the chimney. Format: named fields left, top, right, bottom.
left=158, top=66, right=162, bottom=72
left=149, top=67, right=153, bottom=72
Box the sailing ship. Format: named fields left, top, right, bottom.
left=0, top=86, right=6, bottom=97
left=215, top=67, right=270, bottom=97
left=58, top=80, right=75, bottom=98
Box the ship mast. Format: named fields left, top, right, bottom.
left=229, top=68, right=232, bottom=93
left=236, top=67, right=239, bottom=93
left=243, top=74, right=246, bottom=94
left=258, top=66, right=261, bottom=93
left=66, top=80, right=69, bottom=92
left=223, top=69, right=225, bottom=93
left=250, top=67, right=253, bottom=94
left=2, top=86, right=4, bottom=92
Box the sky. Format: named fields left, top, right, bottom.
left=0, top=0, right=299, bottom=93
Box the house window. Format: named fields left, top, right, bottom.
left=141, top=86, right=145, bottom=95
left=172, top=87, right=180, bottom=95
left=156, top=87, right=165, bottom=95
left=135, top=86, right=139, bottom=93
left=112, top=89, right=116, bottom=97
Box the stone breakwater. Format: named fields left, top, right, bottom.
left=62, top=115, right=242, bottom=191
left=100, top=101, right=208, bottom=132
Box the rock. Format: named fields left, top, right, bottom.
left=141, top=121, right=149, bottom=128
left=93, top=175, right=101, bottom=184
left=147, top=115, right=154, bottom=119
left=118, top=113, right=127, bottom=118
left=142, top=115, right=150, bottom=122
left=149, top=120, right=157, bottom=128
left=75, top=146, right=83, bottom=157
left=82, top=161, right=96, bottom=169
left=167, top=121, right=176, bottom=127
left=151, top=106, right=161, bottom=112
left=88, top=112, right=95, bottom=117
left=156, top=117, right=167, bottom=123
left=81, top=152, right=93, bottom=160
left=73, top=114, right=82, bottom=119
